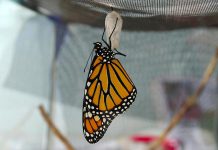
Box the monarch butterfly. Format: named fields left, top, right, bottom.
left=83, top=18, right=137, bottom=143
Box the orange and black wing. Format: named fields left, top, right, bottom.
left=83, top=56, right=137, bottom=143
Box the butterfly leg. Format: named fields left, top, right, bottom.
left=114, top=48, right=126, bottom=57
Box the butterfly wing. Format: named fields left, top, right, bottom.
left=83, top=56, right=137, bottom=143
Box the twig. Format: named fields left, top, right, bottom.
left=148, top=48, right=218, bottom=150
left=39, top=105, right=75, bottom=150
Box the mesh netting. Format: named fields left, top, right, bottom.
left=22, top=0, right=218, bottom=30
left=73, top=0, right=218, bottom=17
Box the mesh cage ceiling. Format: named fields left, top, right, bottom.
left=73, top=0, right=218, bottom=17
left=21, top=0, right=218, bottom=30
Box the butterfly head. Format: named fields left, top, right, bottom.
left=93, top=42, right=102, bottom=50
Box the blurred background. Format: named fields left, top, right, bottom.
left=0, top=0, right=218, bottom=149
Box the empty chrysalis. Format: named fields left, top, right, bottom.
left=105, top=10, right=123, bottom=50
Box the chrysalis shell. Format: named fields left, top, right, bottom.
left=105, top=11, right=123, bottom=50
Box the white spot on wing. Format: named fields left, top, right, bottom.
left=86, top=132, right=89, bottom=136
left=88, top=112, right=92, bottom=118
left=87, top=82, right=91, bottom=87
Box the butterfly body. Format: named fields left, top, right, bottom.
left=82, top=42, right=137, bottom=143
left=95, top=44, right=114, bottom=62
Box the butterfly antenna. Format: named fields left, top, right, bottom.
left=109, top=17, right=118, bottom=49
left=102, top=27, right=110, bottom=48
left=114, top=48, right=126, bottom=57
left=84, top=50, right=94, bottom=72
